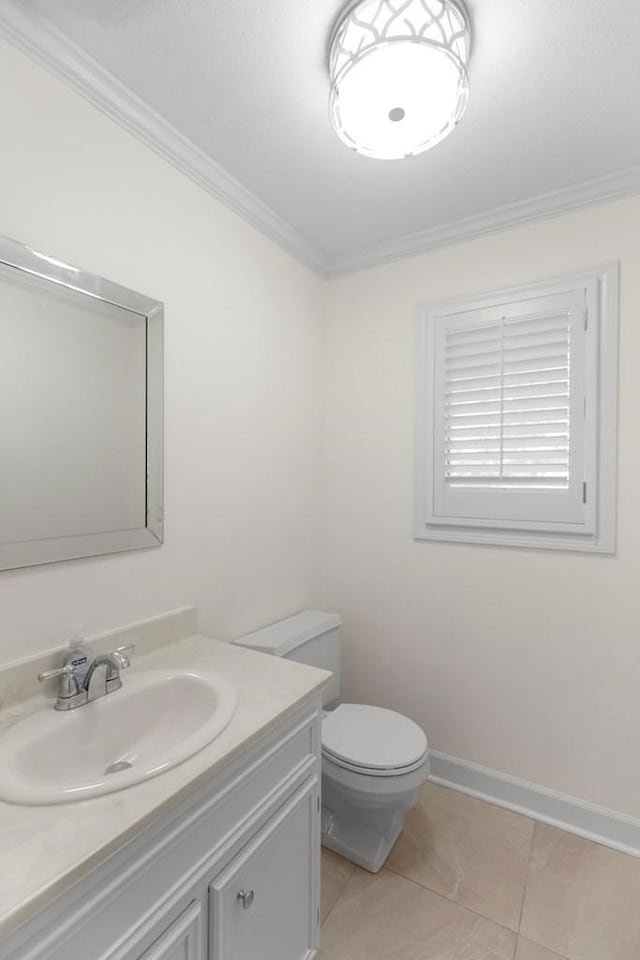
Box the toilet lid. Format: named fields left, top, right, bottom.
left=322, top=704, right=427, bottom=772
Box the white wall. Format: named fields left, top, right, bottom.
left=3, top=31, right=640, bottom=821
left=324, top=196, right=640, bottom=818
left=0, top=38, right=324, bottom=664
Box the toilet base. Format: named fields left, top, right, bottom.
left=319, top=742, right=429, bottom=873
left=321, top=802, right=404, bottom=873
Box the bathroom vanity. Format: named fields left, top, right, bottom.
left=0, top=610, right=329, bottom=960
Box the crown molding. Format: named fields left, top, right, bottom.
left=0, top=1, right=329, bottom=275
left=2, top=2, right=640, bottom=281
left=327, top=164, right=640, bottom=276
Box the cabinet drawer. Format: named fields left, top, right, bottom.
left=232, top=712, right=317, bottom=818
left=98, top=898, right=203, bottom=960
left=210, top=777, right=319, bottom=960
left=131, top=901, right=202, bottom=960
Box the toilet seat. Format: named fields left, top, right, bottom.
left=321, top=704, right=427, bottom=777
left=322, top=749, right=427, bottom=777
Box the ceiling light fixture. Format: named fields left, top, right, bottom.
left=328, top=0, right=471, bottom=160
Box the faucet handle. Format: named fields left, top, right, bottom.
left=38, top=664, right=76, bottom=682
left=38, top=663, right=81, bottom=700
left=112, top=643, right=135, bottom=668
left=96, top=642, right=135, bottom=694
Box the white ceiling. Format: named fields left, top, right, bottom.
left=9, top=0, right=640, bottom=271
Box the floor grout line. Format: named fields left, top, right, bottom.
left=321, top=851, right=570, bottom=960
left=319, top=855, right=356, bottom=929
left=321, top=794, right=626, bottom=960
left=515, top=818, right=538, bottom=939
left=321, top=853, right=571, bottom=960
left=360, top=861, right=518, bottom=938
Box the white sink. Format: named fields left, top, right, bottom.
left=0, top=669, right=237, bottom=805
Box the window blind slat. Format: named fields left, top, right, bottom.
left=446, top=311, right=567, bottom=345
left=446, top=350, right=569, bottom=375
left=447, top=454, right=569, bottom=465
left=444, top=477, right=568, bottom=489
left=448, top=372, right=569, bottom=396
left=443, top=312, right=572, bottom=490
left=448, top=385, right=569, bottom=406
left=447, top=434, right=569, bottom=447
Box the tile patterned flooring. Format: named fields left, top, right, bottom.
left=318, top=783, right=640, bottom=960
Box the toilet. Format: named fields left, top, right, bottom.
left=234, top=610, right=429, bottom=873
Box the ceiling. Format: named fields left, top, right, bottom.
left=6, top=0, right=640, bottom=272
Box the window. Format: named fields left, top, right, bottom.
left=415, top=264, right=618, bottom=552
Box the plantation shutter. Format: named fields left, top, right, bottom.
left=432, top=290, right=587, bottom=527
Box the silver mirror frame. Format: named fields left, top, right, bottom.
left=0, top=233, right=164, bottom=571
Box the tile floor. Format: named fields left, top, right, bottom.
left=318, top=783, right=640, bottom=960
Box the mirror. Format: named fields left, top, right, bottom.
left=0, top=234, right=163, bottom=571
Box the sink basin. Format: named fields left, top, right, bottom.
left=0, top=669, right=237, bottom=805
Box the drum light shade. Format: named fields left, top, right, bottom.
left=328, top=0, right=471, bottom=160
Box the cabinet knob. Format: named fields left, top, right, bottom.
left=237, top=889, right=254, bottom=910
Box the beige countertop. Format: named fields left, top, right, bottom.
left=0, top=617, right=329, bottom=941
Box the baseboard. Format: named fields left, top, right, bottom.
left=428, top=750, right=640, bottom=858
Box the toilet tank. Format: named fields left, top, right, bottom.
left=234, top=610, right=342, bottom=706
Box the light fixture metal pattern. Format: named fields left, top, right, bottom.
left=328, top=0, right=471, bottom=160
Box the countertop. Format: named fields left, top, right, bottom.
left=0, top=629, right=330, bottom=940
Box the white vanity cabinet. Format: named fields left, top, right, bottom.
left=0, top=701, right=322, bottom=960
left=210, top=779, right=317, bottom=960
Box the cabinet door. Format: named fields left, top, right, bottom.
left=210, top=777, right=319, bottom=960
left=134, top=901, right=202, bottom=960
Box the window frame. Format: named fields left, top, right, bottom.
left=414, top=264, right=619, bottom=553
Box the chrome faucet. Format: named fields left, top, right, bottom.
left=83, top=648, right=132, bottom=701
left=38, top=643, right=134, bottom=711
